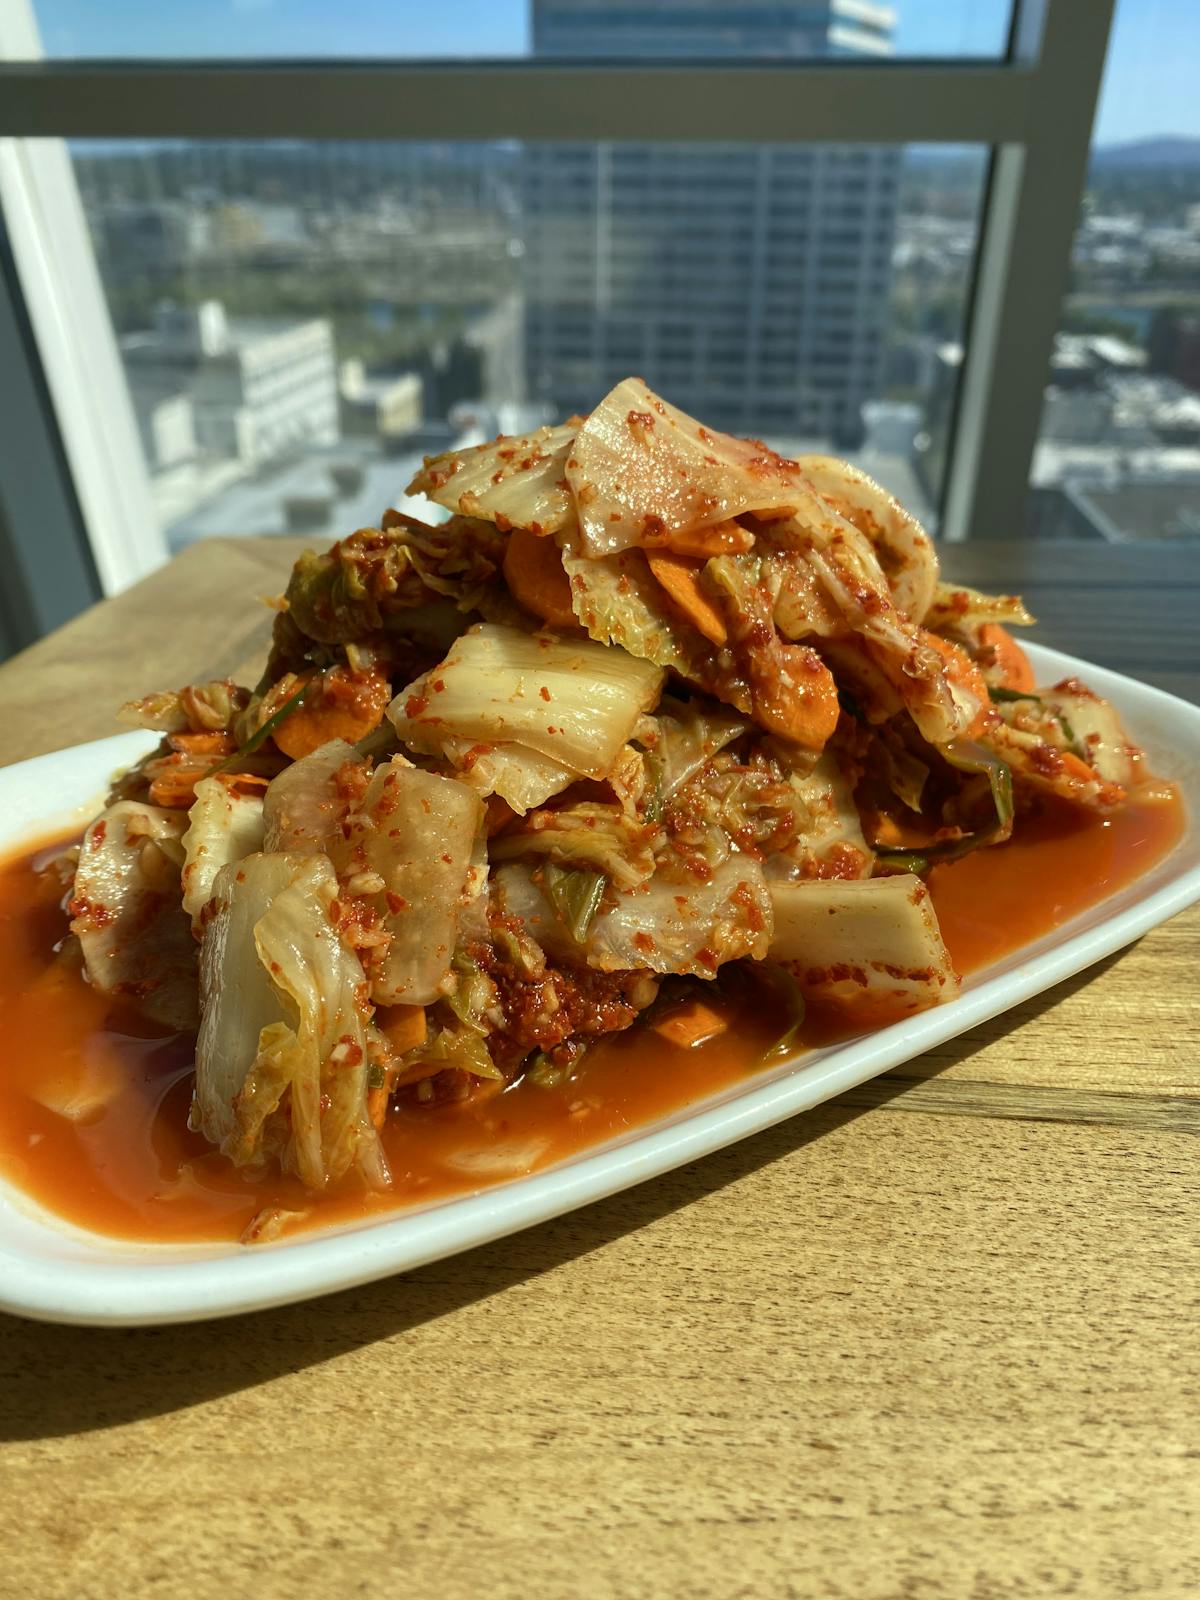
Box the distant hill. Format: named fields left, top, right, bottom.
left=1092, top=137, right=1200, bottom=170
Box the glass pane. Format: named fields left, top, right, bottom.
left=29, top=1, right=1014, bottom=61
left=1029, top=0, right=1200, bottom=542
left=64, top=136, right=988, bottom=553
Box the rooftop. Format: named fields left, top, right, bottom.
left=1070, top=480, right=1200, bottom=542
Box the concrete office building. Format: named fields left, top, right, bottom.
left=189, top=310, right=340, bottom=466
left=524, top=1, right=901, bottom=446
left=123, top=300, right=340, bottom=469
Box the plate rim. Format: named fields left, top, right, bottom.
left=0, top=639, right=1197, bottom=1326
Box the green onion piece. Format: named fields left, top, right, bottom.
left=873, top=737, right=1018, bottom=876
left=990, top=684, right=1087, bottom=760
left=1053, top=711, right=1090, bottom=761
left=207, top=679, right=314, bottom=776
left=543, top=861, right=607, bottom=944
left=875, top=849, right=932, bottom=875
left=988, top=685, right=1041, bottom=704
left=367, top=1064, right=386, bottom=1091
left=877, top=827, right=1008, bottom=875
left=941, top=738, right=1014, bottom=830
left=991, top=762, right=1013, bottom=830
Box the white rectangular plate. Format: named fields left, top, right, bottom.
left=0, top=640, right=1197, bottom=1326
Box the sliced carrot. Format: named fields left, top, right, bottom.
left=978, top=623, right=1036, bottom=694
left=662, top=519, right=755, bottom=558
left=646, top=551, right=728, bottom=645
left=502, top=527, right=577, bottom=628
left=168, top=731, right=236, bottom=757
left=754, top=644, right=840, bottom=750
left=146, top=756, right=215, bottom=808
left=652, top=997, right=729, bottom=1049
left=376, top=1003, right=428, bottom=1058
left=272, top=667, right=391, bottom=761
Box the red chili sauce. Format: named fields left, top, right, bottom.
left=0, top=792, right=1185, bottom=1244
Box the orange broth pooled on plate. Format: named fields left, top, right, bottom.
left=0, top=790, right=1185, bottom=1245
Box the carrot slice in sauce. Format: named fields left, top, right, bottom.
left=652, top=997, right=729, bottom=1049
left=646, top=551, right=729, bottom=645
left=662, top=519, right=755, bottom=558
left=753, top=644, right=840, bottom=750
left=979, top=623, right=1037, bottom=694
left=273, top=669, right=392, bottom=761
left=502, top=528, right=577, bottom=628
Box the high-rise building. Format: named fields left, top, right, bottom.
left=524, top=1, right=901, bottom=446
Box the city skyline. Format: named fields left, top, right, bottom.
left=27, top=0, right=1199, bottom=149
left=521, top=1, right=904, bottom=444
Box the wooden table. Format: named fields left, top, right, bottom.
left=0, top=538, right=1196, bottom=1599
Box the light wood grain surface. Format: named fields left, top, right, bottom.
left=0, top=537, right=1197, bottom=1600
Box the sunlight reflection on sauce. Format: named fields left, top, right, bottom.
left=0, top=790, right=1185, bottom=1245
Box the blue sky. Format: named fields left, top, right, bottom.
left=29, top=0, right=1197, bottom=146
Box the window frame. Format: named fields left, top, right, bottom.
left=0, top=0, right=1115, bottom=601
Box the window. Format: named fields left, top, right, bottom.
left=0, top=0, right=1141, bottom=652
left=1028, top=0, right=1200, bottom=543
left=26, top=2, right=1017, bottom=62
left=57, top=135, right=987, bottom=549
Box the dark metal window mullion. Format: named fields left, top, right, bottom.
left=0, top=212, right=101, bottom=655
left=940, top=0, right=1117, bottom=541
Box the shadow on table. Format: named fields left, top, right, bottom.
left=0, top=950, right=1127, bottom=1443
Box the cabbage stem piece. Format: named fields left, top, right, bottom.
left=181, top=777, right=266, bottom=930
left=406, top=422, right=577, bottom=536
left=566, top=379, right=812, bottom=555
left=561, top=541, right=749, bottom=711
left=496, top=856, right=772, bottom=977
left=433, top=736, right=576, bottom=816
left=261, top=738, right=361, bottom=856
left=1041, top=686, right=1136, bottom=788
left=70, top=801, right=198, bottom=1030
left=793, top=455, right=939, bottom=624
left=389, top=623, right=664, bottom=781
left=768, top=875, right=959, bottom=1025
left=351, top=759, right=485, bottom=1006
left=924, top=584, right=1035, bottom=632
left=194, top=852, right=387, bottom=1191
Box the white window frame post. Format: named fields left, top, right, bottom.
left=0, top=0, right=165, bottom=598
